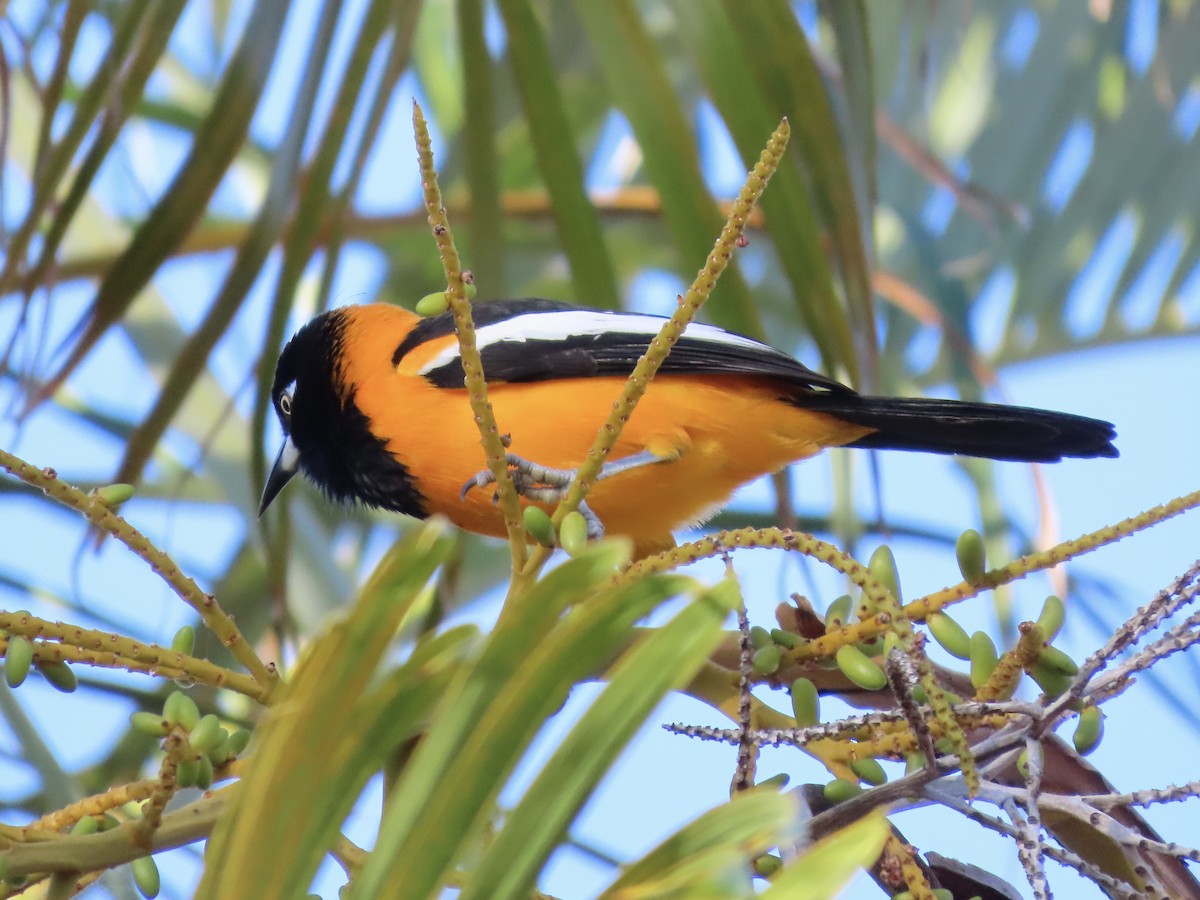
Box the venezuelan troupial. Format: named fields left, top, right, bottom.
left=260, top=299, right=1117, bottom=557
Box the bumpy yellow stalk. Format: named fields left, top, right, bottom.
left=519, top=119, right=793, bottom=578
left=411, top=101, right=527, bottom=569
left=0, top=448, right=276, bottom=694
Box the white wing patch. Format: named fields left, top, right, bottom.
left=416, top=310, right=773, bottom=376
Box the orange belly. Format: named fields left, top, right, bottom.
left=352, top=370, right=871, bottom=555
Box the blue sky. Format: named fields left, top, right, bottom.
left=2, top=1, right=1199, bottom=897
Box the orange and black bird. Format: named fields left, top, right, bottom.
left=258, top=299, right=1117, bottom=557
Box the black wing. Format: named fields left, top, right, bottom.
left=398, top=298, right=851, bottom=395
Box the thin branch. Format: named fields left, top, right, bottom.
left=411, top=100, right=526, bottom=569
left=0, top=448, right=278, bottom=693
left=731, top=592, right=757, bottom=793
left=1082, top=781, right=1200, bottom=810
left=1013, top=738, right=1050, bottom=900
left=525, top=118, right=792, bottom=574
left=0, top=612, right=264, bottom=700
left=922, top=785, right=1154, bottom=900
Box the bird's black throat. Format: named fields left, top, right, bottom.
left=274, top=310, right=427, bottom=518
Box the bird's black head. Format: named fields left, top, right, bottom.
left=258, top=307, right=425, bottom=518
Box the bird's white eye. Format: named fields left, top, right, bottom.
left=279, top=391, right=293, bottom=417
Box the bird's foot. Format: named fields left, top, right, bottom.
left=460, top=453, right=606, bottom=539
left=460, top=452, right=579, bottom=502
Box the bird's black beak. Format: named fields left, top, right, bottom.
left=258, top=437, right=299, bottom=518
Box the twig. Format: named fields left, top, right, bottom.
left=0, top=612, right=265, bottom=700
left=731, top=588, right=757, bottom=793
left=1081, top=781, right=1200, bottom=809
left=1073, top=575, right=1200, bottom=708
left=0, top=448, right=277, bottom=693
left=2, top=789, right=230, bottom=877
left=623, top=490, right=1200, bottom=652
left=922, top=785, right=1153, bottom=900
left=910, top=492, right=1200, bottom=623
left=28, top=778, right=161, bottom=833
left=411, top=100, right=526, bottom=569
left=887, top=648, right=937, bottom=766
left=526, top=119, right=792, bottom=574
left=1014, top=738, right=1050, bottom=900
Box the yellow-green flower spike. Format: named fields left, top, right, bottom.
left=835, top=644, right=887, bottom=690
left=558, top=511, right=589, bottom=556
left=927, top=612, right=971, bottom=660
left=4, top=636, right=33, bottom=687
left=522, top=506, right=556, bottom=547
left=170, top=625, right=196, bottom=655
left=131, top=855, right=161, bottom=899
left=790, top=677, right=820, bottom=726
left=955, top=528, right=987, bottom=585
left=868, top=545, right=902, bottom=603
left=969, top=631, right=999, bottom=689
left=1073, top=705, right=1104, bottom=755
left=1037, top=595, right=1066, bottom=641
left=978, top=622, right=1045, bottom=702
left=36, top=659, right=77, bottom=693
left=849, top=757, right=888, bottom=786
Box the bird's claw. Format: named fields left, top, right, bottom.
left=460, top=453, right=577, bottom=502
left=460, top=453, right=606, bottom=540
left=460, top=470, right=498, bottom=502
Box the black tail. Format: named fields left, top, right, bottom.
left=801, top=395, right=1118, bottom=463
